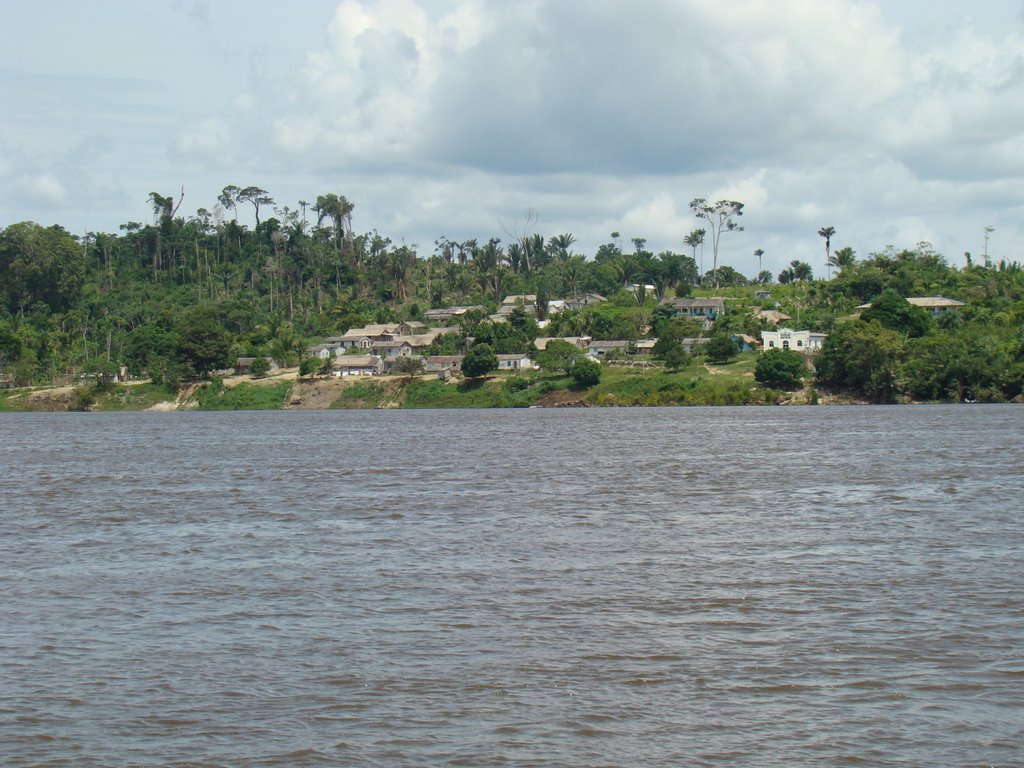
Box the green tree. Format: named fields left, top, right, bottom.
left=299, top=357, right=320, bottom=378
left=535, top=339, right=583, bottom=374
left=704, top=334, right=739, bottom=364
left=249, top=357, right=271, bottom=377
left=570, top=357, right=601, bottom=387
left=393, top=356, right=424, bottom=376
left=0, top=222, right=87, bottom=314
left=815, top=320, right=905, bottom=402
left=662, top=345, right=690, bottom=371
left=861, top=291, right=932, bottom=338
left=688, top=199, right=744, bottom=288
left=461, top=343, right=497, bottom=378
left=175, top=307, right=232, bottom=378
left=755, top=348, right=807, bottom=389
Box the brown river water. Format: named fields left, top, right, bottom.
left=1, top=406, right=1022, bottom=767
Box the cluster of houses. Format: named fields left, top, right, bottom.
left=233, top=294, right=967, bottom=378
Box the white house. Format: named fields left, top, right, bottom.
left=496, top=353, right=533, bottom=371
left=331, top=355, right=382, bottom=377
left=760, top=328, right=826, bottom=352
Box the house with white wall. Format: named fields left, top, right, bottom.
left=760, top=328, right=826, bottom=353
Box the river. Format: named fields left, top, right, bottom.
left=1, top=406, right=1022, bottom=766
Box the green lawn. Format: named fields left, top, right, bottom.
left=90, top=382, right=178, bottom=411
left=194, top=379, right=293, bottom=410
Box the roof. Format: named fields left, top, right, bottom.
left=663, top=297, right=726, bottom=308
left=588, top=339, right=630, bottom=348
left=331, top=355, right=379, bottom=368
left=501, top=294, right=537, bottom=305
left=906, top=296, right=965, bottom=308
left=533, top=336, right=590, bottom=350
left=496, top=353, right=531, bottom=361
left=753, top=308, right=792, bottom=322
left=856, top=295, right=965, bottom=310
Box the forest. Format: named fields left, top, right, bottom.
left=1, top=187, right=1023, bottom=404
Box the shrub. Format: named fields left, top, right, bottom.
left=754, top=348, right=806, bottom=389
left=570, top=358, right=602, bottom=388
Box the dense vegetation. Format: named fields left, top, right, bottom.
left=1, top=186, right=1022, bottom=405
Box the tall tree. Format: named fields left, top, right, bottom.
left=684, top=229, right=706, bottom=279
left=819, top=226, right=836, bottom=279
left=218, top=185, right=242, bottom=223
left=689, top=197, right=744, bottom=289
left=238, top=186, right=274, bottom=229
left=754, top=248, right=765, bottom=274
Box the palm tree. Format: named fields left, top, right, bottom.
left=790, top=259, right=813, bottom=282
left=684, top=229, right=706, bottom=281
left=549, top=233, right=576, bottom=261
left=818, top=226, right=836, bottom=279
left=754, top=248, right=765, bottom=274
left=831, top=246, right=856, bottom=273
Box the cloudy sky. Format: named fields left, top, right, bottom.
left=2, top=0, right=1022, bottom=276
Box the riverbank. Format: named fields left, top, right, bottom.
left=1, top=355, right=872, bottom=412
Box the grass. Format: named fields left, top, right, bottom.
left=0, top=388, right=30, bottom=411
left=90, top=382, right=178, bottom=411
left=194, top=378, right=293, bottom=410
left=575, top=353, right=770, bottom=406
left=331, top=380, right=389, bottom=408
left=402, top=375, right=557, bottom=408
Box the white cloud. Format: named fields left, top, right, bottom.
left=3, top=0, right=1024, bottom=271
left=172, top=118, right=232, bottom=162
left=22, top=174, right=66, bottom=205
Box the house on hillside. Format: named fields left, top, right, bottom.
left=633, top=339, right=657, bottom=356
left=371, top=340, right=415, bottom=359
left=533, top=336, right=590, bottom=351
left=331, top=355, right=382, bottom=377
left=752, top=308, right=791, bottom=325
left=235, top=357, right=279, bottom=374
left=425, top=355, right=464, bottom=375
left=760, top=328, right=826, bottom=353
left=562, top=293, right=606, bottom=311
left=587, top=340, right=631, bottom=357
left=661, top=297, right=725, bottom=328
left=496, top=353, right=533, bottom=371
left=424, top=305, right=487, bottom=324
left=855, top=296, right=965, bottom=317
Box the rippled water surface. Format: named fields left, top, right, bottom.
left=1, top=406, right=1022, bottom=767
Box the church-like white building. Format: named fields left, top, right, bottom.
left=760, top=328, right=827, bottom=353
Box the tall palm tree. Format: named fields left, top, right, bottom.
left=754, top=248, right=765, bottom=274
left=684, top=229, right=706, bottom=281
left=818, top=226, right=836, bottom=279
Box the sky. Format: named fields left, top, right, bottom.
left=2, top=0, right=1023, bottom=277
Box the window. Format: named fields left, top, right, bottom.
left=797, top=340, right=803, bottom=347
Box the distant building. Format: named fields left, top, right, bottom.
left=760, top=328, right=826, bottom=353
left=661, top=297, right=725, bottom=328
left=331, top=355, right=382, bottom=377
left=856, top=296, right=965, bottom=317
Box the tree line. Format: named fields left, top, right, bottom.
left=1, top=186, right=1022, bottom=403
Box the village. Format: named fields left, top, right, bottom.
left=230, top=292, right=967, bottom=382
